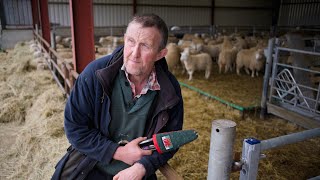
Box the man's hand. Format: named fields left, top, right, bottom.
left=113, top=137, right=152, bottom=165
left=113, top=163, right=146, bottom=180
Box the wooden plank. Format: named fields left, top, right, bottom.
left=159, top=163, right=183, bottom=180
left=267, top=103, right=320, bottom=129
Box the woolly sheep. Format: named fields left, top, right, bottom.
left=165, top=43, right=181, bottom=74
left=180, top=48, right=212, bottom=81
left=197, top=44, right=221, bottom=61
left=218, top=47, right=237, bottom=74
left=236, top=48, right=265, bottom=77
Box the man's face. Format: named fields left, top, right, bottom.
left=123, top=22, right=167, bottom=78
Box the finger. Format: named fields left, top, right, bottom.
left=131, top=137, right=147, bottom=144
left=113, top=174, right=119, bottom=180
left=141, top=149, right=153, bottom=156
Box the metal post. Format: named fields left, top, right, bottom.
left=207, top=119, right=236, bottom=180
left=240, top=138, right=262, bottom=180
left=260, top=38, right=275, bottom=119
left=50, top=31, right=56, bottom=50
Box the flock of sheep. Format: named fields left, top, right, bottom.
left=165, top=33, right=269, bottom=80
left=30, top=31, right=271, bottom=81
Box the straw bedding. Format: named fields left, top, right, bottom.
left=0, top=42, right=319, bottom=180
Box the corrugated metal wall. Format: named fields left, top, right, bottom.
left=49, top=2, right=70, bottom=26
left=278, top=0, right=320, bottom=27
left=137, top=0, right=211, bottom=26
left=1, top=0, right=319, bottom=30
left=48, top=0, right=212, bottom=27
left=1, top=0, right=32, bottom=27
left=214, top=0, right=273, bottom=26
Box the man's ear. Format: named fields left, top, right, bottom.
left=156, top=48, right=168, bottom=61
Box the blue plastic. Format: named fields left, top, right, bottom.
left=246, top=138, right=261, bottom=145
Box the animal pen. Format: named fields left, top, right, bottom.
left=206, top=37, right=320, bottom=179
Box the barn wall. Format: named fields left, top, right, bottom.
left=213, top=0, right=273, bottom=26
left=278, top=0, right=320, bottom=27
left=1, top=0, right=319, bottom=32
left=1, top=0, right=33, bottom=28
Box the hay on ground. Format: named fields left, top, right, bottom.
left=0, top=41, right=68, bottom=180
left=0, top=41, right=319, bottom=180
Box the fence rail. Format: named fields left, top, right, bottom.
left=34, top=30, right=78, bottom=97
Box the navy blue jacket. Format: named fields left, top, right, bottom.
left=62, top=46, right=183, bottom=178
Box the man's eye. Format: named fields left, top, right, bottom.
left=127, top=38, right=135, bottom=45
left=142, top=43, right=150, bottom=49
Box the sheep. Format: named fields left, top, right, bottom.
left=61, top=37, right=72, bottom=48
left=180, top=48, right=212, bottom=81
left=178, top=40, right=200, bottom=54
left=55, top=35, right=63, bottom=44
left=207, top=35, right=224, bottom=45
left=234, top=36, right=249, bottom=50
left=99, top=36, right=114, bottom=47
left=236, top=48, right=265, bottom=77
left=96, top=45, right=114, bottom=55
left=165, top=43, right=181, bottom=74
left=168, top=36, right=178, bottom=44
left=182, top=33, right=195, bottom=41
left=33, top=50, right=42, bottom=58
left=221, top=36, right=233, bottom=50
left=57, top=51, right=73, bottom=59
left=113, top=37, right=124, bottom=48
left=37, top=62, right=48, bottom=71
left=218, top=47, right=238, bottom=74
left=197, top=44, right=221, bottom=61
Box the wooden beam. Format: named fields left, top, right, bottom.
left=69, top=0, right=95, bottom=73
left=159, top=163, right=183, bottom=180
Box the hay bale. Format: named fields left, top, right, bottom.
left=0, top=41, right=68, bottom=179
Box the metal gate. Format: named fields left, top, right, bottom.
left=267, top=44, right=320, bottom=127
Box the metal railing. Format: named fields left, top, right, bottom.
left=239, top=128, right=320, bottom=180
left=33, top=29, right=78, bottom=97
left=207, top=120, right=320, bottom=180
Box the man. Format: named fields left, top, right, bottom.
left=53, top=14, right=183, bottom=179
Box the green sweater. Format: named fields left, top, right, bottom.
left=96, top=70, right=157, bottom=175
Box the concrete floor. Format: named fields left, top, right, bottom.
left=0, top=29, right=33, bottom=49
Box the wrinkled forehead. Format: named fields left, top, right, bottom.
left=125, top=22, right=161, bottom=45
left=126, top=22, right=160, bottom=34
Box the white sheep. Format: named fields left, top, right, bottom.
left=218, top=47, right=238, bottom=74
left=234, top=36, right=248, bottom=50
left=197, top=44, right=221, bottom=61
left=236, top=48, right=265, bottom=77
left=99, top=36, right=113, bottom=47
left=180, top=48, right=212, bottom=81
left=165, top=43, right=181, bottom=74
left=62, top=37, right=72, bottom=48
left=55, top=35, right=62, bottom=44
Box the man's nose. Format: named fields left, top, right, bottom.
left=132, top=45, right=140, bottom=58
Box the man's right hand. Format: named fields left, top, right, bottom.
left=113, top=137, right=152, bottom=165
